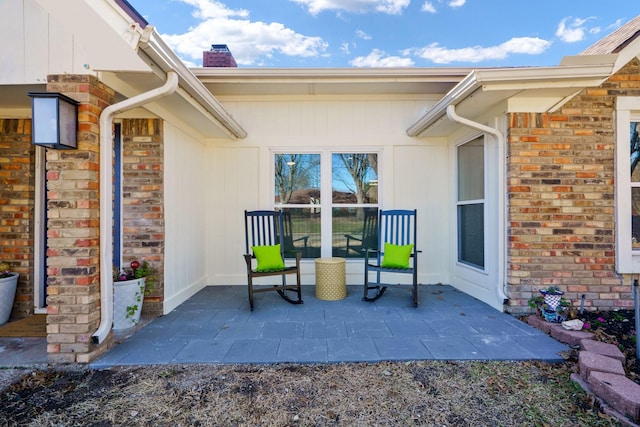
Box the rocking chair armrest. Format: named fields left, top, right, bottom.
left=292, top=235, right=309, bottom=248
left=282, top=249, right=302, bottom=265
left=344, top=234, right=363, bottom=243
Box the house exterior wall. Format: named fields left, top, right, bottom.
left=163, top=122, right=208, bottom=313
left=205, top=97, right=451, bottom=287
left=506, top=59, right=640, bottom=314
left=0, top=118, right=35, bottom=320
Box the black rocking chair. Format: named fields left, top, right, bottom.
left=244, top=210, right=303, bottom=311
left=363, top=209, right=419, bottom=306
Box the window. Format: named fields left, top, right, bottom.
left=616, top=97, right=640, bottom=272
left=457, top=137, right=485, bottom=269
left=331, top=154, right=378, bottom=258
left=274, top=152, right=378, bottom=259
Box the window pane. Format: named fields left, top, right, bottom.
left=458, top=203, right=484, bottom=268
left=280, top=208, right=320, bottom=259
left=632, top=188, right=640, bottom=249
left=331, top=207, right=378, bottom=258
left=457, top=137, right=484, bottom=201
left=632, top=122, right=640, bottom=181
left=275, top=154, right=320, bottom=204
left=332, top=154, right=378, bottom=204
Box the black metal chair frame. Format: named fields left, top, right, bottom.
left=363, top=209, right=419, bottom=306
left=244, top=210, right=303, bottom=311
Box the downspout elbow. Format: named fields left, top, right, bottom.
left=92, top=71, right=179, bottom=345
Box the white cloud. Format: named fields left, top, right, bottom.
left=350, top=49, right=414, bottom=67
left=160, top=0, right=327, bottom=66
left=340, top=42, right=351, bottom=54
left=290, top=0, right=410, bottom=15
left=555, top=17, right=592, bottom=43
left=406, top=37, right=551, bottom=64
left=421, top=2, right=436, bottom=13
left=356, top=29, right=372, bottom=40
left=448, top=0, right=465, bottom=7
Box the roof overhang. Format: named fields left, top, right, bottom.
left=26, top=0, right=246, bottom=140
left=193, top=67, right=474, bottom=97
left=406, top=59, right=616, bottom=137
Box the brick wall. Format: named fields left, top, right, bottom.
left=507, top=59, right=640, bottom=314
left=120, top=119, right=164, bottom=316
left=0, top=119, right=34, bottom=320
left=45, top=74, right=115, bottom=363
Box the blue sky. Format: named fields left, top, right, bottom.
left=129, top=0, right=634, bottom=68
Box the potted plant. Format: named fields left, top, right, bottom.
left=112, top=260, right=154, bottom=330
left=528, top=286, right=572, bottom=323
left=0, top=262, right=19, bottom=326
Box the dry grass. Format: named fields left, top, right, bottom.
left=0, top=359, right=619, bottom=426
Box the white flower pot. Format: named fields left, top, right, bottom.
left=0, top=273, right=19, bottom=326
left=113, top=277, right=146, bottom=331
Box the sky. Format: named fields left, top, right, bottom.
left=128, top=0, right=635, bottom=69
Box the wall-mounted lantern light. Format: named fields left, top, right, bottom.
left=28, top=92, right=79, bottom=149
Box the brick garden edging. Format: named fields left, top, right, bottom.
left=527, top=315, right=640, bottom=425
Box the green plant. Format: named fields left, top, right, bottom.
left=113, top=260, right=156, bottom=321
left=113, top=260, right=155, bottom=293
left=0, top=262, right=14, bottom=279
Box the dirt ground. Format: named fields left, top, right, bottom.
left=1, top=309, right=635, bottom=426
left=0, top=359, right=620, bottom=426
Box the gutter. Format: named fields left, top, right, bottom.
left=137, top=26, right=247, bottom=139
left=92, top=70, right=179, bottom=344
left=446, top=105, right=509, bottom=305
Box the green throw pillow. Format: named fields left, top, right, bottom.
left=252, top=244, right=285, bottom=272
left=381, top=243, right=414, bottom=268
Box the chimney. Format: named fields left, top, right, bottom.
left=203, top=44, right=238, bottom=67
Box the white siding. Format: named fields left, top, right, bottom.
left=163, top=123, right=209, bottom=313
left=204, top=97, right=451, bottom=287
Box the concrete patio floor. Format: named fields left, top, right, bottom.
left=90, top=284, right=569, bottom=367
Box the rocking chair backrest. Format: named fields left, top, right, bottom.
left=361, top=208, right=379, bottom=251
left=244, top=210, right=284, bottom=255
left=378, top=209, right=417, bottom=258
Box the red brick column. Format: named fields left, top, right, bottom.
left=0, top=119, right=34, bottom=320
left=45, top=75, right=115, bottom=363
left=506, top=60, right=640, bottom=314
left=121, top=119, right=164, bottom=316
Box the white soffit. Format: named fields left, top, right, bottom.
left=193, top=67, right=473, bottom=97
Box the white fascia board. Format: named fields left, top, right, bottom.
left=406, top=63, right=615, bottom=137
left=137, top=27, right=247, bottom=139
left=406, top=71, right=481, bottom=137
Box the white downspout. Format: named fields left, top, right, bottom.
left=446, top=104, right=509, bottom=305
left=92, top=71, right=179, bottom=344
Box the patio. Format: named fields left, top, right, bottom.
left=91, top=284, right=568, bottom=367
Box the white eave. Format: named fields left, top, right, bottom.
left=32, top=0, right=246, bottom=140
left=406, top=60, right=616, bottom=137
left=193, top=67, right=474, bottom=97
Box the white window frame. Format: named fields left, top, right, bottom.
left=615, top=97, right=640, bottom=272
left=272, top=149, right=380, bottom=258
left=455, top=134, right=487, bottom=272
